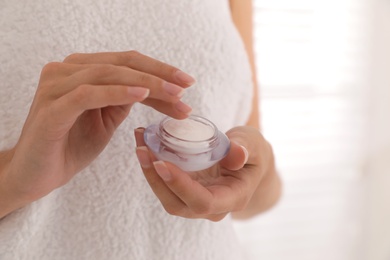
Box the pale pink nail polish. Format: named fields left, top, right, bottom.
left=127, top=87, right=150, bottom=99
left=136, top=147, right=152, bottom=169
left=153, top=161, right=172, bottom=181
left=174, top=101, right=192, bottom=114
left=163, top=82, right=184, bottom=97
left=174, top=70, right=196, bottom=85
left=240, top=145, right=249, bottom=164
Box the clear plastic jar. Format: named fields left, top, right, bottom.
left=144, top=115, right=230, bottom=171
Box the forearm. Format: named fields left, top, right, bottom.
left=232, top=141, right=282, bottom=220
left=0, top=148, right=24, bottom=219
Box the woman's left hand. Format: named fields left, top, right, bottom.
left=134, top=125, right=272, bottom=221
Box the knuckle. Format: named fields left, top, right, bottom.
left=127, top=50, right=141, bottom=58
left=164, top=206, right=178, bottom=216
left=137, top=72, right=152, bottom=85
left=63, top=53, right=83, bottom=63
left=72, top=84, right=92, bottom=105
left=208, top=215, right=226, bottom=222
left=163, top=204, right=186, bottom=217
left=41, top=62, right=62, bottom=75
left=158, top=61, right=177, bottom=75
left=89, top=64, right=116, bottom=79
left=123, top=50, right=141, bottom=65
left=192, top=201, right=213, bottom=215
left=103, top=84, right=117, bottom=97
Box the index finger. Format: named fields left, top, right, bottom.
left=63, top=51, right=195, bottom=87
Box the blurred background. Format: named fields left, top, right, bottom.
left=233, top=0, right=390, bottom=259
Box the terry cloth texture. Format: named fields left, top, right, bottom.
left=0, top=0, right=253, bottom=259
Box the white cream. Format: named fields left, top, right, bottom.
left=144, top=115, right=230, bottom=171
left=164, top=118, right=214, bottom=141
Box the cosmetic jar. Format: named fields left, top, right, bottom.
left=144, top=115, right=230, bottom=171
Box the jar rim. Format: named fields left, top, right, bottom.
left=158, top=115, right=218, bottom=143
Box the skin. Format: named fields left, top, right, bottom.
left=0, top=0, right=281, bottom=221
left=134, top=0, right=282, bottom=221
left=0, top=51, right=194, bottom=218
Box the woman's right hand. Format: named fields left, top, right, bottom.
left=0, top=51, right=195, bottom=217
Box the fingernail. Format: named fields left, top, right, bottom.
left=153, top=161, right=172, bottom=181
left=240, top=145, right=249, bottom=164
left=174, top=70, right=196, bottom=85
left=133, top=128, right=144, bottom=145
left=127, top=87, right=150, bottom=99
left=134, top=128, right=144, bottom=134
left=163, top=82, right=185, bottom=97
left=174, top=101, right=192, bottom=114
left=136, top=147, right=152, bottom=169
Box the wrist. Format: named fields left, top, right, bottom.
left=0, top=148, right=29, bottom=218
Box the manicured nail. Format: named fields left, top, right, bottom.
left=136, top=147, right=152, bottom=169
left=174, top=70, right=196, bottom=85
left=153, top=161, right=172, bottom=181
left=240, top=145, right=249, bottom=164
left=134, top=128, right=144, bottom=134
left=127, top=87, right=150, bottom=99
left=163, top=82, right=185, bottom=97
left=174, top=101, right=192, bottom=114
left=133, top=128, right=144, bottom=145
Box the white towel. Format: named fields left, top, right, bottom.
left=0, top=1, right=253, bottom=259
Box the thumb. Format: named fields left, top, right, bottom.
left=219, top=141, right=249, bottom=171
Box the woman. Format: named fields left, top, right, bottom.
left=0, top=0, right=281, bottom=259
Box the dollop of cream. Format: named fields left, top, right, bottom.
left=164, top=118, right=214, bottom=141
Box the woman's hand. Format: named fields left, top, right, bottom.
left=0, top=51, right=195, bottom=217
left=134, top=125, right=280, bottom=221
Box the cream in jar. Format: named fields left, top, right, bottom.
left=144, top=115, right=230, bottom=171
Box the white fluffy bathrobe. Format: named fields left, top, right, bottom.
left=0, top=0, right=253, bottom=259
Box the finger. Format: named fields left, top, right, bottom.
left=135, top=147, right=188, bottom=216
left=40, top=62, right=78, bottom=79
left=134, top=129, right=188, bottom=212
left=51, top=85, right=149, bottom=126
left=141, top=99, right=192, bottom=120
left=63, top=51, right=196, bottom=87
left=153, top=161, right=224, bottom=215
left=47, top=63, right=192, bottom=119
left=63, top=65, right=187, bottom=103
left=134, top=128, right=146, bottom=147
left=207, top=213, right=229, bottom=222
left=134, top=128, right=158, bottom=162
left=219, top=141, right=248, bottom=171
left=134, top=130, right=241, bottom=218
